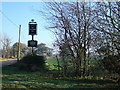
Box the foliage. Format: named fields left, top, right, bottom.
left=12, top=42, right=27, bottom=58
left=35, top=43, right=53, bottom=56
left=101, top=55, right=120, bottom=75
left=46, top=58, right=107, bottom=77
left=17, top=55, right=47, bottom=72
left=97, top=46, right=112, bottom=57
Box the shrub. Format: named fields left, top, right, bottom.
left=18, top=55, right=47, bottom=72
left=101, top=54, right=120, bottom=75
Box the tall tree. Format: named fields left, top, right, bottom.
left=40, top=1, right=119, bottom=76
left=93, top=2, right=120, bottom=57
left=40, top=2, right=95, bottom=76
left=12, top=42, right=27, bottom=58
left=93, top=2, right=120, bottom=75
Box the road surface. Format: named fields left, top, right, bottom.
left=0, top=60, right=17, bottom=67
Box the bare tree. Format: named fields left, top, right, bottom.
left=93, top=2, right=120, bottom=56
left=39, top=2, right=96, bottom=76
left=39, top=1, right=119, bottom=76
left=0, top=35, right=11, bottom=58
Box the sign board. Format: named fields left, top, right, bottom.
left=28, top=40, right=37, bottom=47
left=29, top=23, right=37, bottom=35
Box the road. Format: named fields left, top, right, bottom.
left=0, top=59, right=17, bottom=67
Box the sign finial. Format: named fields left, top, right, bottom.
left=31, top=19, right=34, bottom=22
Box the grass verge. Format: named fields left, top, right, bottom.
left=2, top=63, right=120, bottom=89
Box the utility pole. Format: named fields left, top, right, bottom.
left=17, top=25, right=21, bottom=62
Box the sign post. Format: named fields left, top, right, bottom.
left=28, top=19, right=38, bottom=55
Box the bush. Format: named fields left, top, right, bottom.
left=101, top=54, right=120, bottom=75
left=18, top=55, right=47, bottom=72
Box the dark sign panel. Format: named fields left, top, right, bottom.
left=28, top=40, right=37, bottom=47
left=29, top=24, right=36, bottom=30
left=29, top=24, right=37, bottom=35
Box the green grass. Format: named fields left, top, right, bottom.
left=2, top=63, right=119, bottom=89
left=46, top=58, right=62, bottom=70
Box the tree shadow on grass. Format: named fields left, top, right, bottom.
left=2, top=64, right=120, bottom=89
left=60, top=78, right=115, bottom=84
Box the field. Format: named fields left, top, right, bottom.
left=1, top=58, right=120, bottom=89
left=46, top=58, right=62, bottom=70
